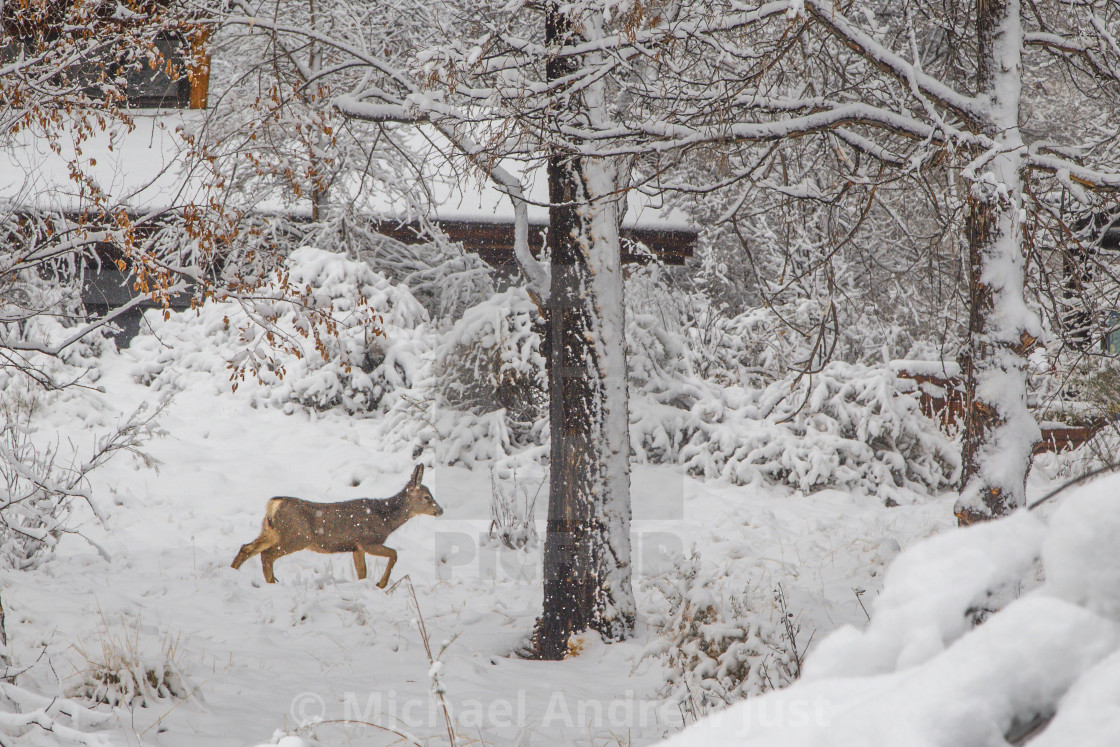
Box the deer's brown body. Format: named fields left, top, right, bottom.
left=231, top=464, right=442, bottom=587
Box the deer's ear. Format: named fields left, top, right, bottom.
left=410, top=464, right=424, bottom=486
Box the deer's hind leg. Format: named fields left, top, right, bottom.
left=232, top=529, right=278, bottom=570
left=364, top=545, right=398, bottom=589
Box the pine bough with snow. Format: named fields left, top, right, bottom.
left=131, top=247, right=429, bottom=415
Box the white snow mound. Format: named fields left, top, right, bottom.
left=1041, top=477, right=1120, bottom=621
left=660, top=473, right=1120, bottom=747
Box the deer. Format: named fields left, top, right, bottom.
left=231, top=464, right=443, bottom=588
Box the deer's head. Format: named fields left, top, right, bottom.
left=404, top=464, right=443, bottom=517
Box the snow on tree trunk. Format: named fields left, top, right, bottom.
left=534, top=3, right=635, bottom=659
left=956, top=0, right=1041, bottom=524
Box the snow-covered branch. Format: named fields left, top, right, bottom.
left=803, top=0, right=985, bottom=125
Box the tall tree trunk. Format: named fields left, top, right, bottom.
left=956, top=0, right=1041, bottom=524
left=533, top=4, right=635, bottom=660
left=307, top=0, right=330, bottom=222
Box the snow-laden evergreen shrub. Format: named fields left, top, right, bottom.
left=625, top=264, right=842, bottom=390
left=130, top=247, right=430, bottom=414
left=631, top=360, right=960, bottom=503
left=685, top=304, right=819, bottom=386
left=624, top=264, right=778, bottom=391
left=432, top=286, right=546, bottom=444
left=644, top=551, right=799, bottom=721
left=256, top=212, right=497, bottom=322
left=374, top=286, right=547, bottom=466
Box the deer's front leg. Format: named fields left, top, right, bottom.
left=366, top=545, right=398, bottom=589
left=352, top=551, right=368, bottom=580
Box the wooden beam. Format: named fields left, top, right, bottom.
left=371, top=219, right=697, bottom=266
left=188, top=28, right=211, bottom=110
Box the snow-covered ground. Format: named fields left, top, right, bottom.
left=3, top=344, right=957, bottom=746
left=662, top=473, right=1120, bottom=747
left=6, top=250, right=1115, bottom=746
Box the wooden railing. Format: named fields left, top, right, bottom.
left=893, top=364, right=1104, bottom=455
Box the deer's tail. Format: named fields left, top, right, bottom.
left=263, top=497, right=285, bottom=530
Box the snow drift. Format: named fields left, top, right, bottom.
left=659, top=473, right=1120, bottom=746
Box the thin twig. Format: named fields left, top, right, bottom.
left=391, top=576, right=458, bottom=746
left=853, top=587, right=871, bottom=622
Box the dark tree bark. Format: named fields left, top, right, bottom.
left=532, top=3, right=635, bottom=660
left=954, top=0, right=1040, bottom=524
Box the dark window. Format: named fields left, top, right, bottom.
left=0, top=26, right=191, bottom=110
left=121, top=34, right=191, bottom=109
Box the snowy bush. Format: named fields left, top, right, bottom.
left=624, top=268, right=956, bottom=502
left=385, top=407, right=549, bottom=466
left=625, top=267, right=700, bottom=390
left=632, top=361, right=960, bottom=503
left=0, top=269, right=160, bottom=569
left=680, top=302, right=840, bottom=388
left=0, top=261, right=116, bottom=392
left=487, top=465, right=542, bottom=550
left=644, top=551, right=800, bottom=722
left=375, top=286, right=548, bottom=466
left=0, top=392, right=70, bottom=569
left=69, top=618, right=192, bottom=709
left=432, top=286, right=546, bottom=444
left=130, top=247, right=429, bottom=414
left=624, top=265, right=786, bottom=390
left=256, top=213, right=497, bottom=322
left=384, top=276, right=958, bottom=493
left=0, top=385, right=160, bottom=570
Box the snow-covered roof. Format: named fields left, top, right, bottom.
left=1, top=113, right=695, bottom=236
left=414, top=142, right=694, bottom=232
left=0, top=112, right=207, bottom=214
